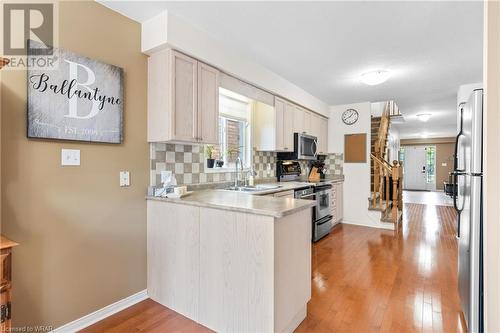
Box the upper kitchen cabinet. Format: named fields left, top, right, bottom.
left=293, top=106, right=312, bottom=135
left=310, top=113, right=321, bottom=139
left=148, top=49, right=219, bottom=144
left=254, top=97, right=293, bottom=151
left=318, top=116, right=329, bottom=155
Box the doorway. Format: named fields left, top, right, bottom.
left=401, top=145, right=436, bottom=191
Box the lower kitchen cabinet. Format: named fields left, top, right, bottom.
left=331, top=182, right=343, bottom=224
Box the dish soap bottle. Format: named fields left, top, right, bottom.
left=248, top=168, right=256, bottom=186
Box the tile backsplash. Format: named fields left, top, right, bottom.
left=150, top=143, right=343, bottom=186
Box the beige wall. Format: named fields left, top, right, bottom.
left=484, top=2, right=500, bottom=332
left=1, top=1, right=148, bottom=328
left=401, top=138, right=455, bottom=190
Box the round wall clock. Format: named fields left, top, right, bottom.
left=342, top=108, right=359, bottom=125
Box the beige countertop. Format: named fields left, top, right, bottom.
left=146, top=190, right=316, bottom=218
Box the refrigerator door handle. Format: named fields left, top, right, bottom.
left=454, top=104, right=466, bottom=173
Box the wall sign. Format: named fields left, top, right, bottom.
left=27, top=40, right=123, bottom=143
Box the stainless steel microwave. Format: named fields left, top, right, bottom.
left=277, top=133, right=318, bottom=161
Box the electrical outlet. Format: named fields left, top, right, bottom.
left=120, top=171, right=130, bottom=187
left=61, top=149, right=80, bottom=166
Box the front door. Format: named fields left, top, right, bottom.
left=404, top=146, right=428, bottom=190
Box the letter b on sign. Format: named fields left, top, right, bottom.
left=3, top=3, right=53, bottom=55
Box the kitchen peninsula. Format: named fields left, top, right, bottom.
left=146, top=191, right=315, bottom=333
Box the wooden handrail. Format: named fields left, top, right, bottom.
left=370, top=153, right=392, bottom=172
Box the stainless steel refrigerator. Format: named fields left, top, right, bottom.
left=453, top=88, right=483, bottom=332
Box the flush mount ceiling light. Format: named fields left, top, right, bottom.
left=360, top=70, right=391, bottom=85
left=417, top=113, right=432, bottom=122
left=420, top=133, right=429, bottom=138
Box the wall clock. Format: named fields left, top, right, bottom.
left=342, top=108, right=359, bottom=125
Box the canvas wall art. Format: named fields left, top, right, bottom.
left=27, top=40, right=123, bottom=143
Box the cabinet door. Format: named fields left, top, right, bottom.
left=198, top=62, right=219, bottom=144
left=303, top=110, right=312, bottom=134
left=337, top=183, right=343, bottom=221
left=170, top=51, right=198, bottom=142
left=283, top=102, right=294, bottom=151
left=319, top=117, right=328, bottom=154
left=275, top=98, right=285, bottom=151
left=310, top=114, right=321, bottom=138
left=292, top=105, right=304, bottom=134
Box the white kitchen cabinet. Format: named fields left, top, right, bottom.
left=197, top=62, right=220, bottom=144
left=148, top=49, right=219, bottom=144
left=310, top=113, right=321, bottom=140
left=318, top=116, right=329, bottom=155
left=303, top=110, right=312, bottom=134
left=282, top=100, right=294, bottom=151
left=147, top=199, right=312, bottom=333
left=292, top=105, right=304, bottom=134
left=254, top=97, right=293, bottom=151
left=331, top=182, right=343, bottom=224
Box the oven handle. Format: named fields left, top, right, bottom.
left=299, top=193, right=316, bottom=199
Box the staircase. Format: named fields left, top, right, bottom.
left=368, top=101, right=403, bottom=225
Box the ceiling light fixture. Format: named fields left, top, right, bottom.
left=417, top=113, right=432, bottom=122
left=420, top=133, right=429, bottom=138
left=360, top=70, right=391, bottom=86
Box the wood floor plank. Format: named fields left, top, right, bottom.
left=80, top=203, right=466, bottom=333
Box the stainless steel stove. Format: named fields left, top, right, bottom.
left=276, top=160, right=334, bottom=242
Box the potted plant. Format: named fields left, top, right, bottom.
left=205, top=145, right=215, bottom=168
left=226, top=146, right=242, bottom=162
left=216, top=152, right=224, bottom=168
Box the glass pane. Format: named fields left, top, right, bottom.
left=426, top=146, right=436, bottom=183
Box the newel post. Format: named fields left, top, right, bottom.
left=391, top=160, right=400, bottom=223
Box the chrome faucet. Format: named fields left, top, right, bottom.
left=235, top=156, right=243, bottom=188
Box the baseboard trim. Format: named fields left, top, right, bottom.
left=341, top=220, right=395, bottom=231
left=52, top=290, right=148, bottom=333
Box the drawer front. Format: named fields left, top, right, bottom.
left=273, top=190, right=294, bottom=198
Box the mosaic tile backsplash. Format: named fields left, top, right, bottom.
left=150, top=143, right=343, bottom=186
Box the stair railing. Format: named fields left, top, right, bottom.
left=369, top=100, right=403, bottom=224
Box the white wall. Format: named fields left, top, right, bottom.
left=141, top=10, right=329, bottom=116
left=329, top=102, right=393, bottom=230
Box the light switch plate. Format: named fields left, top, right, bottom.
left=61, top=149, right=80, bottom=166
left=120, top=171, right=130, bottom=187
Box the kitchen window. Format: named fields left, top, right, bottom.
left=208, top=88, right=252, bottom=170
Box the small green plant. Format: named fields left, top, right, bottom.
left=205, top=145, right=214, bottom=159
left=226, top=146, right=242, bottom=159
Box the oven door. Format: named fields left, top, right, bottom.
left=298, top=134, right=318, bottom=160
left=315, top=188, right=331, bottom=220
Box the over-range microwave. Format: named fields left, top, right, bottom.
left=277, top=133, right=318, bottom=161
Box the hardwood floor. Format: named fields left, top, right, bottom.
left=80, top=203, right=465, bottom=333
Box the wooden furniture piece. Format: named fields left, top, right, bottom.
left=1, top=236, right=18, bottom=332
left=148, top=49, right=219, bottom=144
left=344, top=133, right=367, bottom=163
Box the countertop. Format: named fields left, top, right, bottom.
left=146, top=190, right=316, bottom=218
